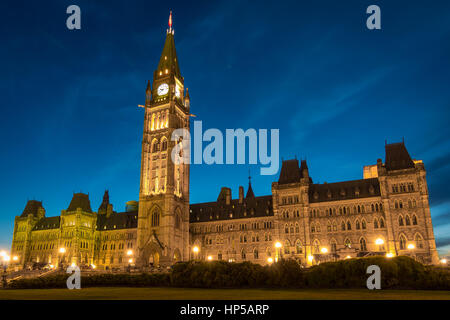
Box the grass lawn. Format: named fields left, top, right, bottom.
left=0, top=287, right=449, bottom=300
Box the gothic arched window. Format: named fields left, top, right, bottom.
left=360, top=238, right=367, bottom=251
left=415, top=234, right=424, bottom=249
left=161, top=139, right=168, bottom=151
left=296, top=240, right=302, bottom=254
left=362, top=219, right=367, bottom=229
left=151, top=210, right=160, bottom=227
left=405, top=215, right=411, bottom=226
left=399, top=235, right=407, bottom=250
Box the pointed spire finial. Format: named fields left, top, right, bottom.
left=168, top=11, right=173, bottom=33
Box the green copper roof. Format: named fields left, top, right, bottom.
left=156, top=32, right=181, bottom=79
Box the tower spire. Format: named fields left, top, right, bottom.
left=246, top=170, right=255, bottom=198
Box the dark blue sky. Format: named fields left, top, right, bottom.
left=1, top=0, right=449, bottom=255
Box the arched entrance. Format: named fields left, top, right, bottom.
left=139, top=241, right=163, bottom=268
left=173, top=248, right=181, bottom=262
left=148, top=252, right=160, bottom=266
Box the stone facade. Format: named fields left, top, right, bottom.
left=8, top=18, right=440, bottom=270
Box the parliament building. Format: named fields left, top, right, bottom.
left=9, top=15, right=440, bottom=270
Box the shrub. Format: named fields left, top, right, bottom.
left=7, top=257, right=450, bottom=290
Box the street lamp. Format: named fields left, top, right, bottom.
left=1, top=253, right=10, bottom=288
left=375, top=238, right=385, bottom=253
left=126, top=250, right=133, bottom=272
left=274, top=241, right=282, bottom=262
left=192, top=246, right=199, bottom=260
left=59, top=247, right=66, bottom=269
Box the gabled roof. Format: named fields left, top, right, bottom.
left=385, top=142, right=415, bottom=171
left=98, top=190, right=110, bottom=212
left=278, top=159, right=302, bottom=184
left=20, top=200, right=44, bottom=218
left=246, top=182, right=255, bottom=198
left=96, top=211, right=138, bottom=231
left=156, top=32, right=181, bottom=79
left=67, top=193, right=92, bottom=213
left=32, top=216, right=60, bottom=231
left=189, top=195, right=273, bottom=223
left=309, top=178, right=380, bottom=203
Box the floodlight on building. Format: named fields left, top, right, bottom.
left=307, top=255, right=314, bottom=262
left=407, top=244, right=415, bottom=250
left=440, top=259, right=447, bottom=264
left=127, top=250, right=133, bottom=256
left=192, top=246, right=199, bottom=253
left=59, top=247, right=66, bottom=254
left=385, top=253, right=394, bottom=258
left=320, top=247, right=328, bottom=254
left=267, top=257, right=273, bottom=264
left=12, top=256, right=18, bottom=261
left=375, top=238, right=384, bottom=245
left=207, top=255, right=213, bottom=261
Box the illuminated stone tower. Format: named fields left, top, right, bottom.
left=137, top=12, right=190, bottom=267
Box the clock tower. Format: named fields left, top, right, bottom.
left=137, top=12, right=190, bottom=267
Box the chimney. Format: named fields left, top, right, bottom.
left=226, top=188, right=231, bottom=205
left=239, top=186, right=244, bottom=203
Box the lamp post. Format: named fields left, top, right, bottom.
left=375, top=238, right=385, bottom=253
left=320, top=247, right=328, bottom=262
left=192, top=246, right=199, bottom=260
left=127, top=250, right=133, bottom=272
left=274, top=241, right=282, bottom=262
left=1, top=252, right=10, bottom=288
left=407, top=243, right=416, bottom=261
left=59, top=247, right=66, bottom=270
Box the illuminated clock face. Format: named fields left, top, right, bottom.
left=157, top=83, right=169, bottom=96
left=175, top=84, right=181, bottom=98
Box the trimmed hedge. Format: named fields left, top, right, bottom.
left=7, top=256, right=450, bottom=290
